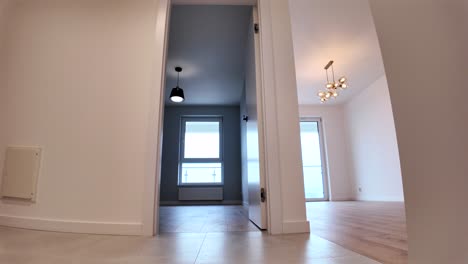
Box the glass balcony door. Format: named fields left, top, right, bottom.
left=300, top=119, right=329, bottom=201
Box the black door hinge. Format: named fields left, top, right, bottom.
left=260, top=188, right=266, bottom=202
left=254, top=23, right=259, bottom=34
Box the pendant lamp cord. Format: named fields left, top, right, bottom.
left=331, top=64, right=335, bottom=83
left=176, top=71, right=180, bottom=87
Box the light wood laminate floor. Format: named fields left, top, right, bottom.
left=307, top=202, right=408, bottom=264
left=159, top=205, right=260, bottom=233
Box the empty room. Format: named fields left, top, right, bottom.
left=290, top=0, right=406, bottom=263
left=157, top=4, right=265, bottom=234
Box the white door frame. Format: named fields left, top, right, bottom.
left=300, top=117, right=330, bottom=202
left=140, top=0, right=172, bottom=236
left=141, top=0, right=287, bottom=236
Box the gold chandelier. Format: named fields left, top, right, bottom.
left=317, top=60, right=348, bottom=103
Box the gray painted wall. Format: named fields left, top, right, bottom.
left=160, top=106, right=242, bottom=203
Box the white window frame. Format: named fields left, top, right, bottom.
left=178, top=116, right=224, bottom=186
left=300, top=117, right=330, bottom=202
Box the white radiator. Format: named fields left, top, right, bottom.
left=178, top=187, right=223, bottom=201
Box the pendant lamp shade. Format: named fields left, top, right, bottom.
left=170, top=86, right=184, bottom=103
left=170, top=66, right=185, bottom=103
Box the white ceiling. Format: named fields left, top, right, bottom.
left=289, top=0, right=386, bottom=105
left=165, top=5, right=251, bottom=105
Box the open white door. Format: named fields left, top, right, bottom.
left=245, top=7, right=267, bottom=230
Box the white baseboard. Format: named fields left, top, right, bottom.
left=329, top=195, right=353, bottom=201
left=329, top=197, right=353, bottom=201
left=282, top=220, right=310, bottom=234
left=355, top=195, right=405, bottom=202
left=0, top=215, right=142, bottom=235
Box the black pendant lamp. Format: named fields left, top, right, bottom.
left=169, top=67, right=185, bottom=103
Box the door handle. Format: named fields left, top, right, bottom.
left=260, top=188, right=266, bottom=203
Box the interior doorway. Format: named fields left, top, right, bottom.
left=156, top=3, right=266, bottom=234
left=299, top=118, right=329, bottom=201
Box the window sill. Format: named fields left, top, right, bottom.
left=177, top=184, right=224, bottom=187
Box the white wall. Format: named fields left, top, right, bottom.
left=370, top=1, right=468, bottom=263
left=0, top=1, right=9, bottom=185
left=299, top=105, right=352, bottom=200
left=344, top=75, right=403, bottom=201
left=0, top=0, right=7, bottom=35
left=0, top=0, right=7, bottom=43
left=0, top=0, right=159, bottom=235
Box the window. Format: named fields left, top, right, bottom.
left=179, top=117, right=223, bottom=185
left=300, top=119, right=329, bottom=201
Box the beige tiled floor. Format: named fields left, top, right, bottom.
left=0, top=225, right=380, bottom=263
left=159, top=205, right=259, bottom=233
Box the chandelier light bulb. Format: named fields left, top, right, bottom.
left=318, top=61, right=349, bottom=103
